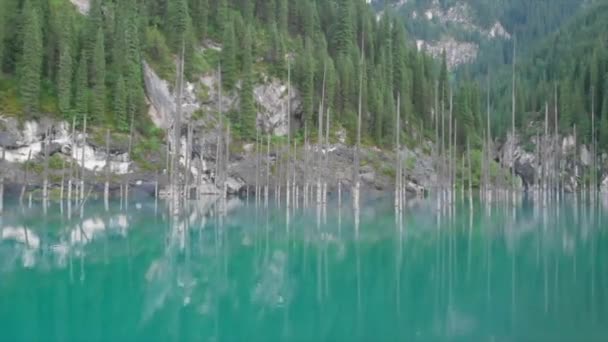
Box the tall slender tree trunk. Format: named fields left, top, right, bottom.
left=104, top=129, right=110, bottom=208
left=172, top=43, right=185, bottom=214
left=80, top=114, right=87, bottom=203
left=0, top=149, right=4, bottom=215
left=354, top=44, right=364, bottom=209
left=42, top=127, right=49, bottom=202
left=317, top=64, right=326, bottom=205
left=395, top=94, right=401, bottom=211
left=511, top=36, right=517, bottom=202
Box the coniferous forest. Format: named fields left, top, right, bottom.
left=0, top=0, right=607, bottom=181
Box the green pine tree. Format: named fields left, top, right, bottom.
left=114, top=75, right=128, bottom=131
left=18, top=1, right=43, bottom=115
left=221, top=19, right=237, bottom=89
left=239, top=27, right=255, bottom=140
left=190, top=0, right=208, bottom=39
left=74, top=51, right=89, bottom=123
left=600, top=77, right=608, bottom=151
left=92, top=28, right=106, bottom=123
left=168, top=0, right=189, bottom=49
left=277, top=0, right=288, bottom=34
left=57, top=30, right=73, bottom=118
left=334, top=0, right=354, bottom=56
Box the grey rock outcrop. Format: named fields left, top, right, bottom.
left=144, top=61, right=302, bottom=137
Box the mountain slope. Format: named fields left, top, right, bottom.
left=375, top=0, right=585, bottom=72
left=488, top=0, right=608, bottom=148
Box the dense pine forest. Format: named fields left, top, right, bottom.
left=1, top=0, right=607, bottom=155
left=0, top=0, right=489, bottom=150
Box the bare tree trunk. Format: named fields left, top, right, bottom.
left=511, top=36, right=517, bottom=203
left=20, top=150, right=31, bottom=206
left=467, top=138, right=473, bottom=212
left=323, top=108, right=330, bottom=205
left=591, top=87, right=596, bottom=198
left=354, top=44, right=364, bottom=210
left=255, top=125, right=260, bottom=206
left=542, top=102, right=550, bottom=205
left=266, top=134, right=270, bottom=208
left=80, top=114, right=87, bottom=203
left=448, top=90, right=453, bottom=205
left=395, top=94, right=401, bottom=211
left=42, top=127, right=50, bottom=201
left=67, top=118, right=76, bottom=210
left=224, top=124, right=230, bottom=198
left=184, top=123, right=193, bottom=200
left=434, top=81, right=439, bottom=200
left=317, top=64, right=327, bottom=205
left=172, top=43, right=186, bottom=214
left=104, top=129, right=110, bottom=208
left=304, top=122, right=308, bottom=208
left=125, top=112, right=135, bottom=210
left=0, top=149, right=4, bottom=215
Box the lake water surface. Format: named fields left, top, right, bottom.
left=1, top=195, right=607, bottom=341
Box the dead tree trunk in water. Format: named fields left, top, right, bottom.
left=42, top=127, right=50, bottom=202
left=354, top=43, right=364, bottom=209
left=467, top=138, right=473, bottom=211
left=317, top=64, right=326, bottom=205
left=171, top=43, right=185, bottom=214
left=591, top=88, right=596, bottom=197
left=266, top=134, right=270, bottom=207
left=125, top=112, right=135, bottom=209
left=224, top=124, right=230, bottom=198
left=511, top=36, right=517, bottom=202
left=323, top=107, right=330, bottom=205
left=104, top=129, right=111, bottom=207
left=80, top=114, right=87, bottom=203
left=67, top=117, right=76, bottom=205
left=395, top=94, right=401, bottom=211
left=0, top=149, right=4, bottom=215
left=20, top=150, right=31, bottom=206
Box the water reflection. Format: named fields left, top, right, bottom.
left=0, top=195, right=607, bottom=341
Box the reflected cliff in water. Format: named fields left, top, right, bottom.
left=1, top=194, right=608, bottom=341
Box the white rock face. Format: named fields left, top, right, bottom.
left=144, top=61, right=301, bottom=137
left=417, top=38, right=478, bottom=70
left=0, top=118, right=130, bottom=174
left=601, top=174, right=608, bottom=194
left=143, top=62, right=201, bottom=129
left=69, top=0, right=90, bottom=14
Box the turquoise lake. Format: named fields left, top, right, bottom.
left=1, top=194, right=607, bottom=341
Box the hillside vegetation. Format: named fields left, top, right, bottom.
left=0, top=0, right=489, bottom=150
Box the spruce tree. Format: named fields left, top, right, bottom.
left=277, top=0, right=288, bottom=34
left=18, top=1, right=43, bottom=115
left=297, top=39, right=314, bottom=125
left=190, top=0, right=208, bottom=39
left=600, top=78, right=608, bottom=151
left=74, top=51, right=89, bottom=123
left=57, top=30, right=73, bottom=118
left=239, top=27, right=255, bottom=140
left=169, top=0, right=189, bottom=49
left=92, top=28, right=106, bottom=123
left=114, top=75, right=128, bottom=131
left=221, top=19, right=237, bottom=89
left=334, top=0, right=354, bottom=56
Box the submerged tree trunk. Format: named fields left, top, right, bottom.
left=0, top=149, right=4, bottom=215
left=317, top=64, right=326, bottom=206
left=20, top=150, right=31, bottom=206
left=42, top=127, right=50, bottom=202
left=80, top=114, right=87, bottom=203
left=354, top=43, right=364, bottom=209
left=104, top=129, right=111, bottom=207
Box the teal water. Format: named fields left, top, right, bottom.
left=1, top=195, right=607, bottom=341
